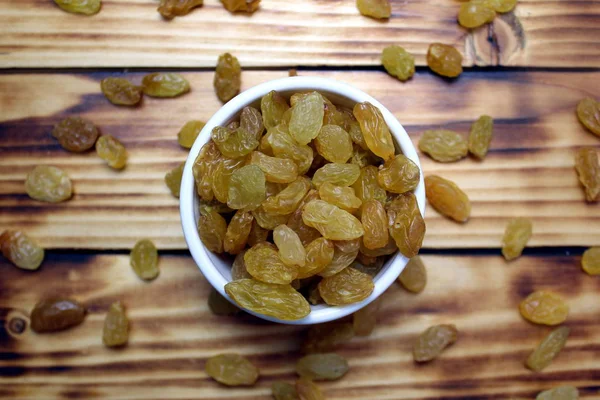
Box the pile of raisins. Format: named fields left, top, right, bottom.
left=195, top=91, right=425, bottom=320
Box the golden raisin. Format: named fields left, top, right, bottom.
left=272, top=381, right=299, bottom=400
left=0, top=230, right=44, bottom=271
left=165, top=162, right=184, bottom=198
left=424, top=175, right=471, bottom=222
left=52, top=116, right=99, bottom=152
left=427, top=43, right=463, bottom=78
left=245, top=243, right=298, bottom=284
left=100, top=78, right=142, bottom=106
left=298, top=238, right=335, bottom=279
left=53, top=0, right=101, bottom=15
left=353, top=298, right=380, bottom=336
left=158, top=0, right=203, bottom=18
left=296, top=353, right=349, bottom=381
left=519, top=291, right=569, bottom=326
left=205, top=353, right=259, bottom=386
left=31, top=298, right=86, bottom=333
left=361, top=199, right=388, bottom=250
left=96, top=135, right=128, bottom=169
left=581, top=247, right=600, bottom=275
left=296, top=378, right=325, bottom=400
left=458, top=1, right=496, bottom=29
left=318, top=267, right=374, bottom=306
left=303, top=200, right=364, bottom=241
left=576, top=97, right=600, bottom=137
left=419, top=129, right=468, bottom=163
left=103, top=301, right=129, bottom=347
left=468, top=115, right=494, bottom=159
left=130, top=239, right=159, bottom=280
left=224, top=210, right=253, bottom=254
left=25, top=166, right=73, bottom=203
left=377, top=154, right=420, bottom=194
left=220, top=0, right=260, bottom=13
left=382, top=45, right=415, bottom=82
left=142, top=73, right=190, bottom=98
left=502, top=217, right=533, bottom=261
left=536, top=386, right=578, bottom=400
left=574, top=147, right=600, bottom=202
left=177, top=120, right=205, bottom=149
left=525, top=326, right=570, bottom=372
left=214, top=53, right=242, bottom=102
left=413, top=324, right=458, bottom=362
left=398, top=256, right=427, bottom=293
left=356, top=0, right=391, bottom=19
left=353, top=102, right=395, bottom=160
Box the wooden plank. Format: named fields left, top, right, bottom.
left=1, top=253, right=599, bottom=399
left=0, top=0, right=599, bottom=68
left=1, top=70, right=600, bottom=250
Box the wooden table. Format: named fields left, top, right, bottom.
left=1, top=1, right=600, bottom=398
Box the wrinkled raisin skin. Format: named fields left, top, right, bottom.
left=519, top=291, right=569, bottom=326
left=574, top=147, right=600, bottom=202
left=142, top=73, right=190, bottom=98
left=103, top=301, right=129, bottom=347
left=52, top=116, right=99, bottom=152
left=205, top=353, right=259, bottom=386
left=214, top=53, right=242, bottom=103
left=30, top=298, right=86, bottom=333
left=413, top=324, right=458, bottom=362
left=427, top=43, right=463, bottom=78
left=101, top=78, right=142, bottom=106
left=0, top=230, right=45, bottom=271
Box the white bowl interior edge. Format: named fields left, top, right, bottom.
left=180, top=76, right=425, bottom=325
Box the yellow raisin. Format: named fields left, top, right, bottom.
left=100, top=77, right=142, bottom=106
left=177, top=120, right=205, bottom=149
left=0, top=230, right=44, bottom=271
left=502, top=217, right=533, bottom=261
left=130, top=239, right=160, bottom=280
left=165, top=162, right=184, bottom=198
left=576, top=97, right=600, bottom=137
left=214, top=53, right=242, bottom=102
left=52, top=116, right=99, bottom=152
left=220, top=0, right=260, bottom=13
left=53, top=0, right=101, bottom=15
left=353, top=102, right=395, bottom=160
left=419, top=129, right=468, bottom=163
left=581, top=247, right=600, bottom=275
left=427, top=43, right=463, bottom=78
left=424, top=175, right=471, bottom=222
left=96, top=135, right=128, bottom=169
left=205, top=353, right=259, bottom=386
left=536, top=386, right=579, bottom=400
left=142, top=73, right=190, bottom=98
left=519, top=291, right=569, bottom=326
left=318, top=267, right=374, bottom=306
left=158, top=0, right=203, bottom=18
left=102, top=301, right=129, bottom=347
left=525, top=326, right=570, bottom=372
left=382, top=45, right=415, bottom=82
left=413, top=324, right=458, bottom=362
left=574, top=147, right=600, bottom=202
left=25, top=166, right=73, bottom=203
left=398, top=256, right=427, bottom=293
left=468, top=115, right=494, bottom=159
left=356, top=0, right=391, bottom=19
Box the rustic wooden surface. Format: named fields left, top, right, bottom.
left=1, top=70, right=599, bottom=249
left=1, top=0, right=600, bottom=68
left=1, top=0, right=600, bottom=397
left=1, top=253, right=599, bottom=399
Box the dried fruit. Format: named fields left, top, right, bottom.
left=249, top=151, right=298, bottom=183
left=245, top=243, right=298, bottom=284
left=296, top=378, right=325, bottom=400
left=205, top=354, right=259, bottom=386
left=315, top=125, right=353, bottom=163
left=158, top=0, right=203, bottom=18
left=468, top=115, right=493, bottom=159
left=227, top=165, right=266, bottom=211
left=130, top=239, right=159, bottom=280
left=425, top=175, right=471, bottom=222
left=352, top=165, right=387, bottom=204
left=198, top=208, right=228, bottom=253
left=299, top=238, right=334, bottom=279
left=224, top=210, right=253, bottom=254
left=353, top=102, right=395, bottom=160
left=247, top=220, right=269, bottom=247
left=230, top=250, right=252, bottom=280
left=211, top=125, right=259, bottom=159
left=0, top=230, right=44, bottom=270
left=302, top=322, right=355, bottom=353
left=419, top=130, right=468, bottom=163
left=289, top=92, right=324, bottom=145
left=30, top=298, right=86, bottom=333
left=382, top=45, right=415, bottom=81
left=274, top=225, right=307, bottom=267
left=536, top=386, right=579, bottom=400
left=361, top=200, right=388, bottom=249
left=100, top=77, right=142, bottom=106
left=388, top=193, right=425, bottom=258
left=303, top=200, right=364, bottom=240
left=220, top=0, right=260, bottom=13
left=413, top=324, right=458, bottom=362
left=318, top=183, right=362, bottom=213
left=581, top=247, right=600, bottom=275
left=261, top=91, right=290, bottom=130
left=214, top=53, right=242, bottom=102
left=356, top=0, right=391, bottom=19
left=208, top=288, right=240, bottom=316
left=398, top=256, right=426, bottom=293
left=225, top=279, right=310, bottom=320
left=103, top=302, right=129, bottom=347
left=576, top=97, right=600, bottom=137
left=263, top=177, right=311, bottom=215
left=53, top=0, right=101, bottom=15
left=318, top=267, right=374, bottom=306
left=502, top=217, right=533, bottom=261
left=427, top=43, right=463, bottom=78
left=25, top=166, right=73, bottom=203
left=318, top=247, right=358, bottom=277
left=359, top=236, right=397, bottom=257
left=165, top=162, right=184, bottom=198
left=458, top=1, right=496, bottom=28
left=353, top=298, right=380, bottom=336
left=574, top=147, right=600, bottom=202
left=377, top=154, right=420, bottom=194
left=240, top=106, right=264, bottom=140
left=312, top=163, right=361, bottom=188
left=177, top=120, right=205, bottom=149
left=52, top=116, right=99, bottom=152
left=296, top=353, right=349, bottom=381
left=519, top=291, right=569, bottom=326
left=142, top=73, right=190, bottom=98
left=526, top=326, right=570, bottom=372
left=334, top=238, right=361, bottom=254
left=272, top=381, right=299, bottom=400
left=267, top=124, right=314, bottom=174
left=96, top=135, right=128, bottom=169
left=193, top=141, right=221, bottom=201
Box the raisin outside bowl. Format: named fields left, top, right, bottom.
left=180, top=76, right=425, bottom=325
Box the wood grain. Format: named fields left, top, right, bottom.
left=1, top=253, right=599, bottom=399
left=0, top=0, right=599, bottom=68
left=1, top=70, right=599, bottom=250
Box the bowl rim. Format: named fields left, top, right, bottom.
left=180, top=76, right=425, bottom=325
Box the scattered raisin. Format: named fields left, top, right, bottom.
left=165, top=162, right=184, bottom=198
left=419, top=129, right=468, bottom=163
left=382, top=45, right=415, bottom=81
left=25, top=166, right=73, bottom=203
left=356, top=0, right=391, bottom=19
left=158, top=0, right=203, bottom=18
left=468, top=115, right=494, bottom=159
left=581, top=247, right=600, bottom=275
left=220, top=0, right=260, bottom=13
left=130, top=239, right=160, bottom=280
left=413, top=324, right=458, bottom=362
left=536, top=386, right=579, bottom=400
left=427, top=43, right=463, bottom=78
left=519, top=291, right=569, bottom=326
left=31, top=298, right=86, bottom=333
left=425, top=175, right=471, bottom=222
left=52, top=116, right=99, bottom=152
left=502, top=217, right=533, bottom=261
left=54, top=0, right=101, bottom=15
left=574, top=147, right=600, bottom=202
left=0, top=230, right=45, bottom=270
left=398, top=256, right=427, bottom=293
left=296, top=353, right=349, bottom=381
left=142, top=73, right=190, bottom=98
left=214, top=53, right=241, bottom=102
left=102, top=301, right=129, bottom=347
left=526, top=326, right=570, bottom=372
left=100, top=78, right=142, bottom=106
left=576, top=97, right=600, bottom=137
left=96, top=135, right=128, bottom=169
left=205, top=353, right=259, bottom=386
left=178, top=120, right=205, bottom=149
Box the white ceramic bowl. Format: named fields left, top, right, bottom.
left=180, top=76, right=425, bottom=325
